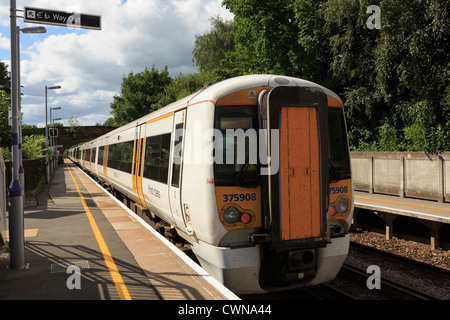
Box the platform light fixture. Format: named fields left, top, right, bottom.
left=45, top=86, right=61, bottom=183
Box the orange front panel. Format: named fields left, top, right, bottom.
left=215, top=86, right=271, bottom=106
left=280, top=107, right=321, bottom=240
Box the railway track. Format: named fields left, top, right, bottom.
left=330, top=242, right=450, bottom=300
left=338, top=263, right=436, bottom=300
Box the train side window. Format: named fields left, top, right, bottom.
left=84, top=149, right=90, bottom=161
left=107, top=143, right=121, bottom=170
left=107, top=141, right=134, bottom=173
left=171, top=123, right=184, bottom=188
left=143, top=133, right=171, bottom=184
left=97, top=146, right=104, bottom=165
left=120, top=141, right=134, bottom=173
left=91, top=147, right=96, bottom=165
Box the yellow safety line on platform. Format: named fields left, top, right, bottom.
left=355, top=196, right=450, bottom=212
left=65, top=160, right=132, bottom=300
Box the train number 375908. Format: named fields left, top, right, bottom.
left=223, top=193, right=257, bottom=202
left=329, top=186, right=349, bottom=194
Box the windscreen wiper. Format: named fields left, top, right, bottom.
left=236, top=159, right=251, bottom=186
left=329, top=161, right=340, bottom=183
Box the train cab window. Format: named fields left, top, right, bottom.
left=214, top=106, right=259, bottom=186
left=328, top=108, right=351, bottom=180
left=143, top=133, right=171, bottom=184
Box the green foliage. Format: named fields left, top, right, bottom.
left=102, top=117, right=118, bottom=127
left=0, top=90, right=11, bottom=149
left=2, top=134, right=45, bottom=160
left=1, top=146, right=11, bottom=160
left=22, top=134, right=45, bottom=159
left=321, top=0, right=449, bottom=151
left=66, top=116, right=82, bottom=143
left=220, top=0, right=333, bottom=83
left=154, top=73, right=209, bottom=109
left=193, top=16, right=236, bottom=75
left=221, top=0, right=303, bottom=76
left=109, top=65, right=172, bottom=125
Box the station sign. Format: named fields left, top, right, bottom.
left=24, top=7, right=101, bottom=30
left=49, top=128, right=58, bottom=137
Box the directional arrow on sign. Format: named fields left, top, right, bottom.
left=26, top=10, right=36, bottom=19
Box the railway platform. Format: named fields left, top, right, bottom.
left=353, top=191, right=450, bottom=249
left=0, top=160, right=238, bottom=300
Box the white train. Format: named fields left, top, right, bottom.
left=68, top=75, right=353, bottom=294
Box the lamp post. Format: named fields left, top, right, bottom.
left=50, top=107, right=61, bottom=171
left=45, top=86, right=61, bottom=183
left=52, top=116, right=62, bottom=169
left=8, top=0, right=47, bottom=270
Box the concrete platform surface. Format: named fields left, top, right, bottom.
left=0, top=160, right=238, bottom=300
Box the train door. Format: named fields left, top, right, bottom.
left=261, top=86, right=330, bottom=249
left=132, top=124, right=146, bottom=206
left=169, top=110, right=187, bottom=230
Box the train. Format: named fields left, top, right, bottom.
left=67, top=74, right=353, bottom=294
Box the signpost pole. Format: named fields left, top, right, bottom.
left=8, top=0, right=25, bottom=270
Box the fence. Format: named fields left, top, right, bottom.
left=350, top=152, right=450, bottom=203
left=3, top=157, right=46, bottom=194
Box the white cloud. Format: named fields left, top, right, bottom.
left=5, top=0, right=234, bottom=126
left=0, top=33, right=9, bottom=50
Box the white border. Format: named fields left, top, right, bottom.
left=70, top=160, right=240, bottom=300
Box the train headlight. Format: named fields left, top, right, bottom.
left=223, top=206, right=240, bottom=223
left=335, top=197, right=349, bottom=213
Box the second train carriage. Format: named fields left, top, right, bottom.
left=68, top=74, right=353, bottom=294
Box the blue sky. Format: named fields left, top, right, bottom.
left=0, top=0, right=233, bottom=127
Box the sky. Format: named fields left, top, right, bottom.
left=0, top=0, right=234, bottom=127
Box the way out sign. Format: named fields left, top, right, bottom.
left=24, top=7, right=101, bottom=30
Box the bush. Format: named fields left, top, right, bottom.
left=1, top=134, right=45, bottom=160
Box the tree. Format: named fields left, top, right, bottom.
left=192, top=16, right=236, bottom=76
left=155, top=72, right=209, bottom=109
left=322, top=0, right=450, bottom=151
left=0, top=61, right=10, bottom=96
left=0, top=62, right=11, bottom=149
left=109, top=66, right=172, bottom=125
left=101, top=117, right=119, bottom=127
left=219, top=0, right=334, bottom=85
left=0, top=91, right=10, bottom=149
left=221, top=0, right=301, bottom=76
left=66, top=116, right=82, bottom=144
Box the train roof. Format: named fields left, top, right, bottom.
left=73, top=74, right=342, bottom=148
